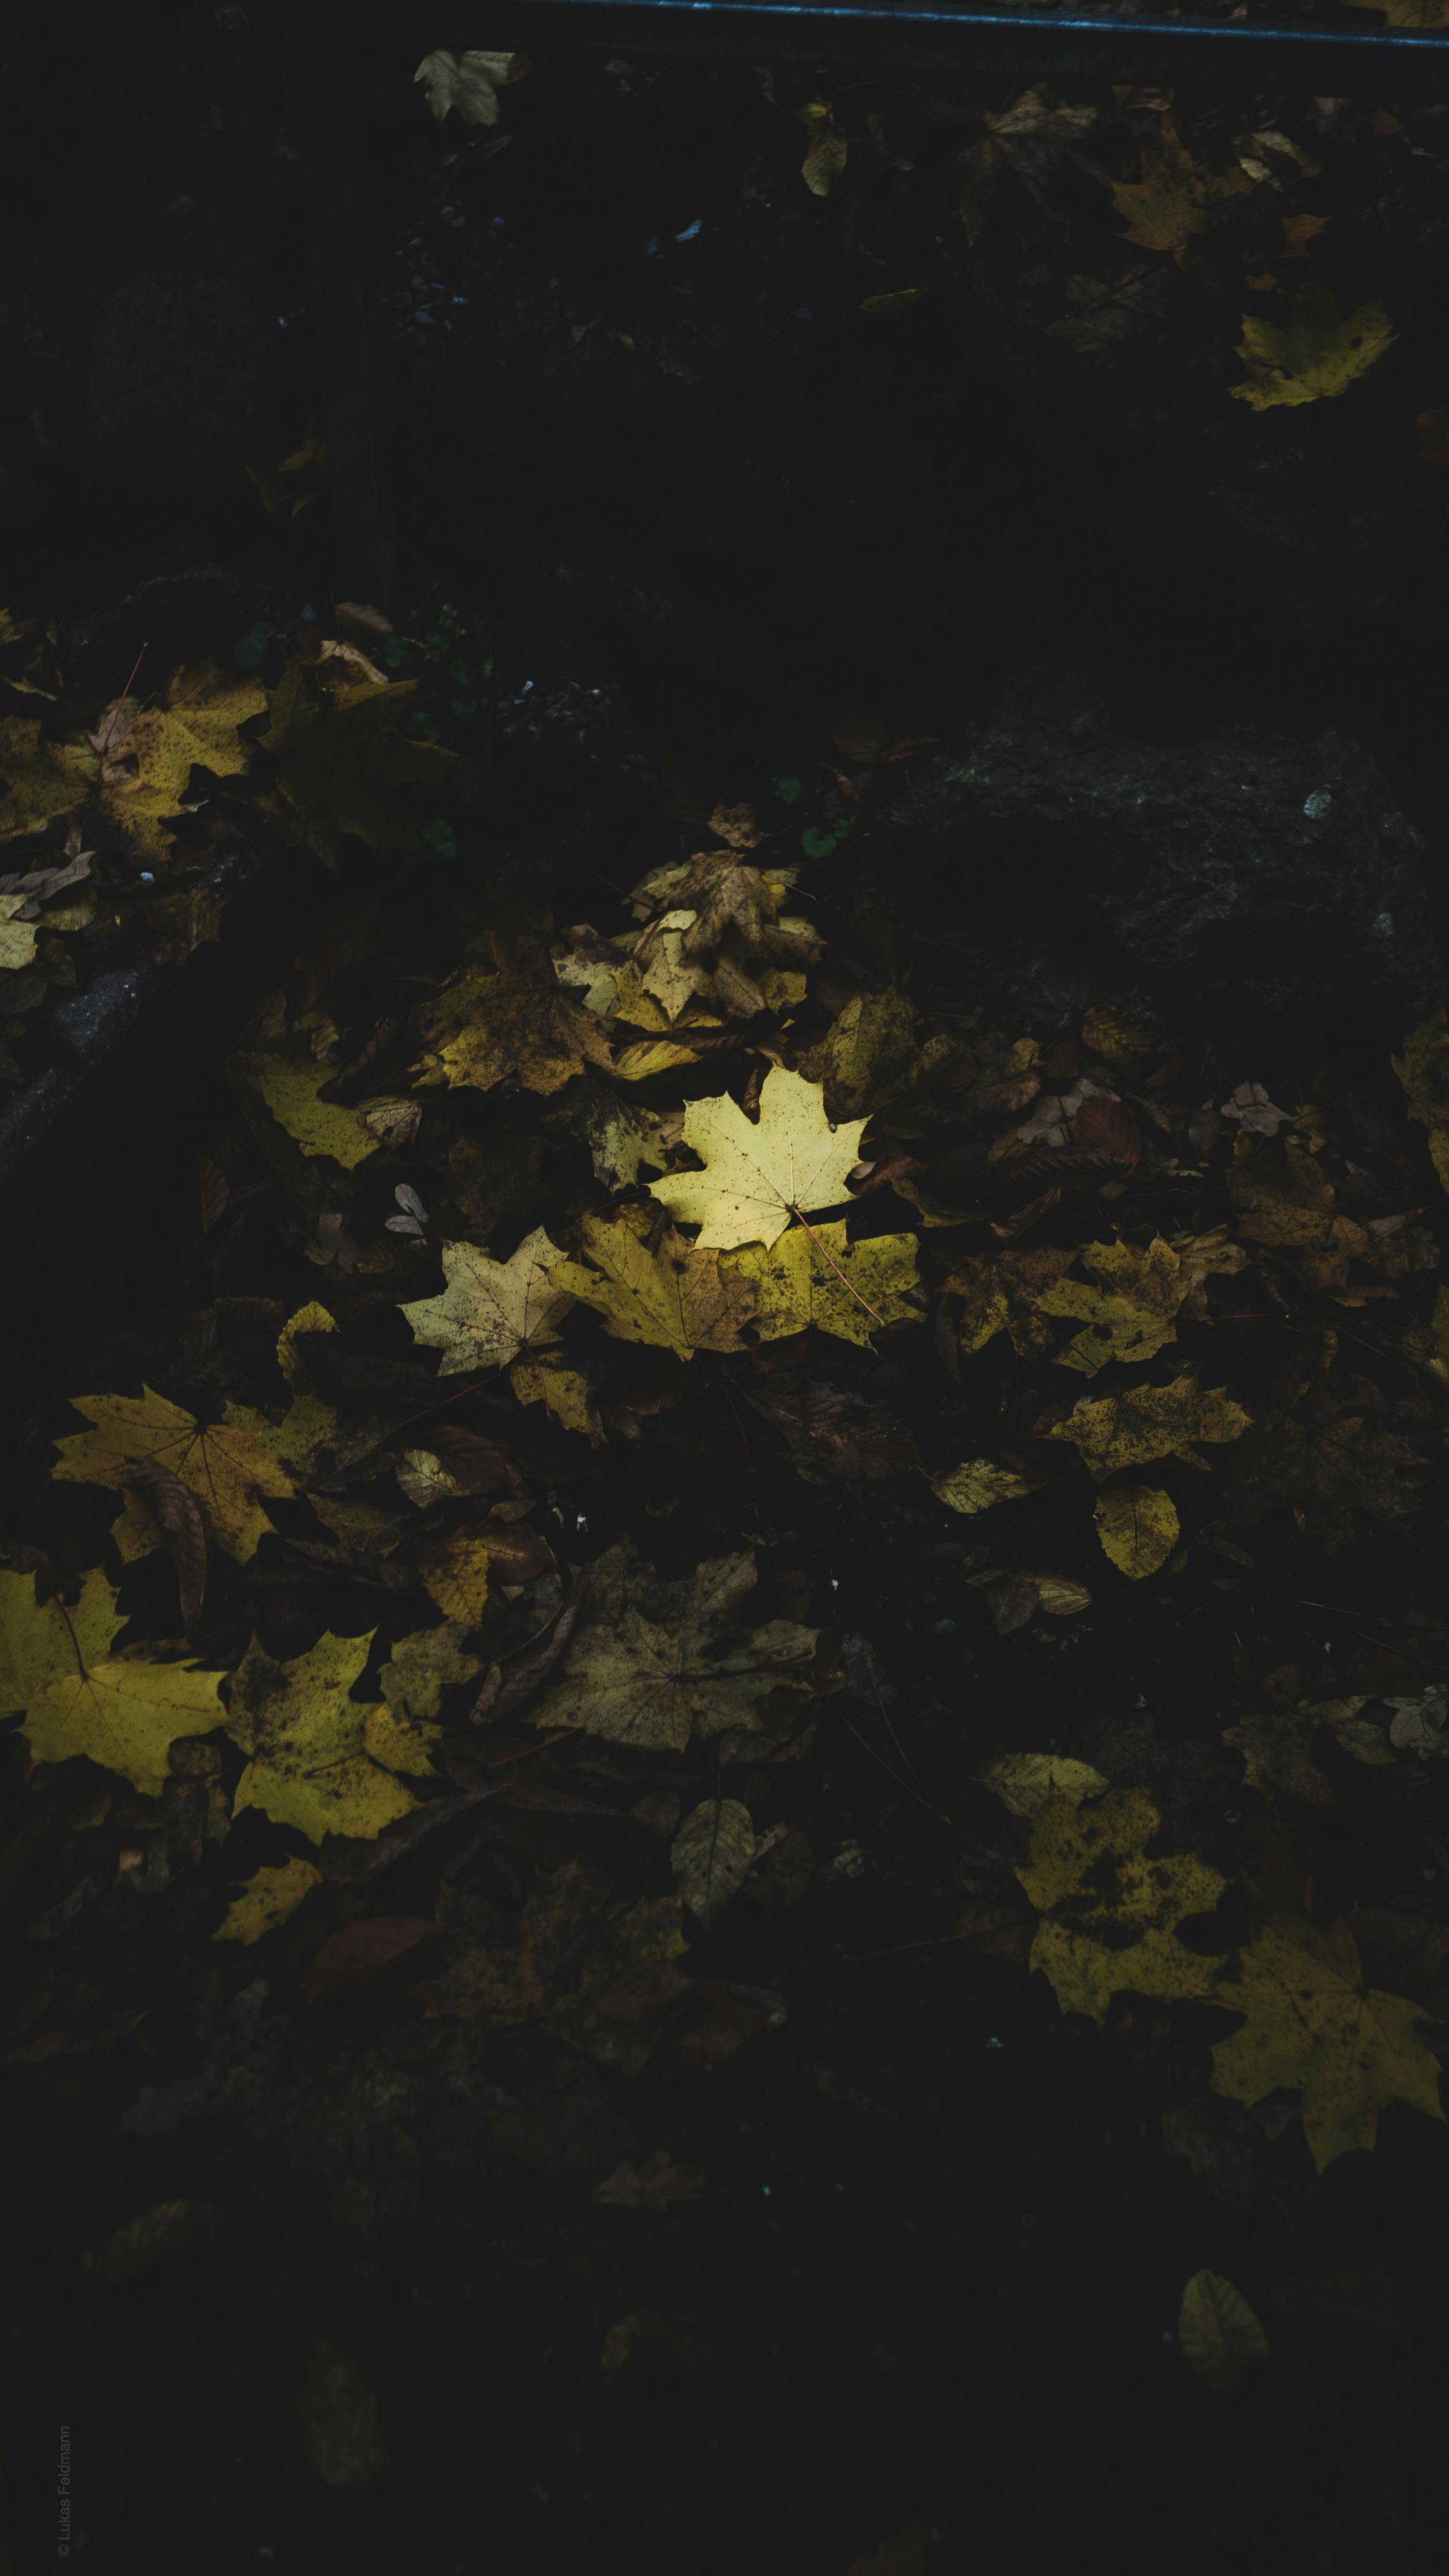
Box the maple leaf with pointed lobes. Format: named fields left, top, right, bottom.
left=549, top=1208, right=757, bottom=1359
left=413, top=965, right=613, bottom=1096
left=648, top=1068, right=866, bottom=1251
left=1110, top=118, right=1251, bottom=264
left=1211, top=1917, right=1446, bottom=2172
left=88, top=662, right=267, bottom=862
left=724, top=1220, right=920, bottom=1346
left=529, top=1543, right=819, bottom=1751
left=401, top=1226, right=571, bottom=1375
left=1015, top=1783, right=1230, bottom=2022
left=414, top=48, right=524, bottom=125
left=251, top=1027, right=381, bottom=1170
left=1046, top=1368, right=1251, bottom=1483
left=8, top=1562, right=225, bottom=1795
left=224, top=1630, right=418, bottom=1844
left=421, top=1857, right=690, bottom=2074
left=53, top=1387, right=296, bottom=1562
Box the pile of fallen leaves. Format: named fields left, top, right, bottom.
left=0, top=603, right=457, bottom=1092
left=5, top=713, right=1449, bottom=2353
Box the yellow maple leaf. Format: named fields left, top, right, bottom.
left=377, top=1621, right=482, bottom=1722
left=91, top=662, right=267, bottom=862
left=223, top=1303, right=341, bottom=1485
left=252, top=1024, right=381, bottom=1170
left=1, top=1563, right=118, bottom=1717
left=213, top=1855, right=323, bottom=1944
left=11, top=1562, right=225, bottom=1794
left=415, top=47, right=522, bottom=124
left=1094, top=1481, right=1179, bottom=1578
left=1231, top=286, right=1395, bottom=410
left=53, top=1387, right=296, bottom=1562
left=549, top=1208, right=757, bottom=1359
left=1211, top=1917, right=1445, bottom=2172
left=1034, top=1236, right=1187, bottom=1376
left=413, top=966, right=612, bottom=1095
left=950, top=1246, right=1078, bottom=1358
left=1015, top=1783, right=1229, bottom=2020
left=401, top=1226, right=571, bottom=1374
left=223, top=1629, right=417, bottom=1843
left=422, top=1858, right=688, bottom=2076
left=647, top=1067, right=866, bottom=1251
left=1046, top=1368, right=1251, bottom=1483
left=724, top=1219, right=920, bottom=1346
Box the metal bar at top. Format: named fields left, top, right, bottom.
left=337, top=3, right=1449, bottom=99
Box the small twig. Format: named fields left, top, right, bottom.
left=95, top=644, right=149, bottom=756
left=788, top=1202, right=887, bottom=1331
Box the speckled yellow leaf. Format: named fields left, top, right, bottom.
left=378, top=1620, right=481, bottom=1722
left=551, top=1208, right=757, bottom=1359
left=415, top=1529, right=493, bottom=1625
left=1094, top=1482, right=1179, bottom=1578
left=53, top=1387, right=296, bottom=1562
left=649, top=1067, right=866, bottom=1251
left=1046, top=1370, right=1250, bottom=1484
left=1231, top=287, right=1394, bottom=410
left=213, top=1855, right=323, bottom=1944
left=1015, top=1783, right=1229, bottom=2021
left=509, top=1357, right=603, bottom=1439
left=725, top=1218, right=920, bottom=1345
left=93, top=662, right=266, bottom=861
left=0, top=714, right=91, bottom=838
left=401, top=1227, right=571, bottom=1375
left=1034, top=1236, right=1186, bottom=1376
left=256, top=1034, right=379, bottom=1169
left=1209, top=1916, right=1445, bottom=2172
left=930, top=1458, right=1045, bottom=1515
left=224, top=1629, right=417, bottom=1844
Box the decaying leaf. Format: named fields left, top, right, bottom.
left=1034, top=1236, right=1190, bottom=1377
left=53, top=1387, right=296, bottom=1563
left=930, top=1459, right=1045, bottom=1515
left=1046, top=1370, right=1251, bottom=1482
left=1015, top=1785, right=1229, bottom=2020
left=1210, top=1917, right=1446, bottom=2172
left=1231, top=286, right=1395, bottom=410
left=414, top=48, right=522, bottom=125
left=413, top=967, right=612, bottom=1096
left=224, top=1630, right=419, bottom=1844
left=1177, top=2271, right=1270, bottom=2392
left=1094, top=1482, right=1179, bottom=1578
left=725, top=1218, right=920, bottom=1345
left=529, top=1543, right=819, bottom=1751
left=980, top=1752, right=1109, bottom=1818
left=671, top=1799, right=757, bottom=1925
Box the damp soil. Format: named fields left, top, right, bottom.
left=5, top=19, right=1449, bottom=2576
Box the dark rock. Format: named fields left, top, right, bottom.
left=876, top=667, right=1446, bottom=1057
left=82, top=269, right=287, bottom=490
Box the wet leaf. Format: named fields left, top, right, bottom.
left=213, top=1855, right=323, bottom=1944
left=1045, top=1370, right=1251, bottom=1482
left=224, top=1631, right=419, bottom=1844
left=53, top=1387, right=296, bottom=1563
left=413, top=967, right=612, bottom=1096
left=1231, top=287, right=1395, bottom=410
left=401, top=1226, right=571, bottom=1374
left=1094, top=1482, right=1179, bottom=1578
left=980, top=1752, right=1109, bottom=1818
left=549, top=1208, right=757, bottom=1358
left=529, top=1544, right=819, bottom=1750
